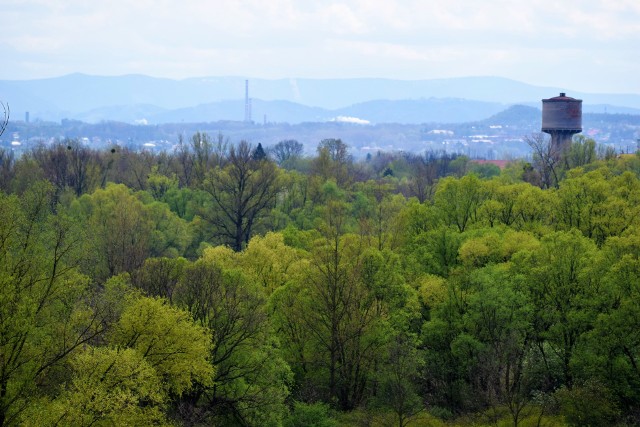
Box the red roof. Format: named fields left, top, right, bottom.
left=470, top=159, right=510, bottom=169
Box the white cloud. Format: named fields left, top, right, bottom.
left=1, top=0, right=639, bottom=93
left=331, top=116, right=370, bottom=124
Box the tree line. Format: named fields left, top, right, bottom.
left=1, top=133, right=640, bottom=426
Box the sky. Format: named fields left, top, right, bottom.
left=1, top=0, right=639, bottom=94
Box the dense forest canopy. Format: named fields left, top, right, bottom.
left=1, top=133, right=640, bottom=426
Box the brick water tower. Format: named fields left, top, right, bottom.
left=541, top=93, right=582, bottom=154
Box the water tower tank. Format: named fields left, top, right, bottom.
left=541, top=93, right=582, bottom=153
left=542, top=93, right=582, bottom=133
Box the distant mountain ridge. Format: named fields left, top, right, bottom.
left=1, top=74, right=639, bottom=124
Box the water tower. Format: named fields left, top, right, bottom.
left=541, top=93, right=582, bottom=154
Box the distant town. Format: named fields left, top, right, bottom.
left=2, top=106, right=639, bottom=160
left=2, top=75, right=639, bottom=159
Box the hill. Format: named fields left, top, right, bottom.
left=2, top=74, right=640, bottom=124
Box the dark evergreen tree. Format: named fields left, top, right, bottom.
left=253, top=142, right=267, bottom=161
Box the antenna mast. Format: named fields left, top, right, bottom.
left=244, top=80, right=252, bottom=123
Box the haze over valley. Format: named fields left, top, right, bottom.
left=2, top=74, right=639, bottom=160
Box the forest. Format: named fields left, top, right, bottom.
left=0, top=132, right=639, bottom=427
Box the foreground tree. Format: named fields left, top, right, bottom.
left=0, top=183, right=105, bottom=426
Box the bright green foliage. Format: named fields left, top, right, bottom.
left=72, top=183, right=191, bottom=281
left=109, top=294, right=214, bottom=396
left=239, top=232, right=308, bottom=294
left=557, top=169, right=640, bottom=245
left=0, top=183, right=103, bottom=426
left=23, top=347, right=169, bottom=427
left=511, top=183, right=554, bottom=231
left=147, top=166, right=178, bottom=201
left=565, top=135, right=597, bottom=170
left=408, top=225, right=463, bottom=276
left=480, top=181, right=532, bottom=227
left=435, top=175, right=486, bottom=232
left=458, top=228, right=540, bottom=268
left=72, top=184, right=154, bottom=280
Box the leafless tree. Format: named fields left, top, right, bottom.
left=403, top=152, right=438, bottom=203
left=525, top=133, right=560, bottom=189
left=0, top=101, right=8, bottom=138
left=0, top=102, right=13, bottom=191
left=0, top=149, right=14, bottom=191
left=269, top=139, right=304, bottom=166
left=31, top=140, right=102, bottom=196
left=202, top=140, right=281, bottom=251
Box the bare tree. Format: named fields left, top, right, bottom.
left=0, top=102, right=11, bottom=190
left=0, top=101, right=8, bottom=138
left=201, top=140, right=281, bottom=251
left=525, top=133, right=560, bottom=189
left=31, top=140, right=102, bottom=196
left=403, top=152, right=437, bottom=203
left=269, top=139, right=304, bottom=166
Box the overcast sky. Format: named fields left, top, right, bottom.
left=1, top=0, right=639, bottom=94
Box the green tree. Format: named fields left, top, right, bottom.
left=72, top=184, right=154, bottom=280
left=511, top=229, right=600, bottom=389
left=109, top=293, right=214, bottom=397
left=72, top=184, right=190, bottom=280
left=313, top=139, right=352, bottom=187
left=298, top=204, right=389, bottom=410
left=23, top=347, right=169, bottom=427
left=565, top=135, right=597, bottom=170
left=0, top=183, right=104, bottom=426
left=175, top=254, right=291, bottom=425
left=376, top=333, right=424, bottom=427
left=435, top=175, right=486, bottom=232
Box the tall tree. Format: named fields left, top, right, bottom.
left=525, top=132, right=561, bottom=189
left=175, top=253, right=291, bottom=426
left=313, top=139, right=352, bottom=186
left=288, top=202, right=388, bottom=410
left=202, top=140, right=281, bottom=251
